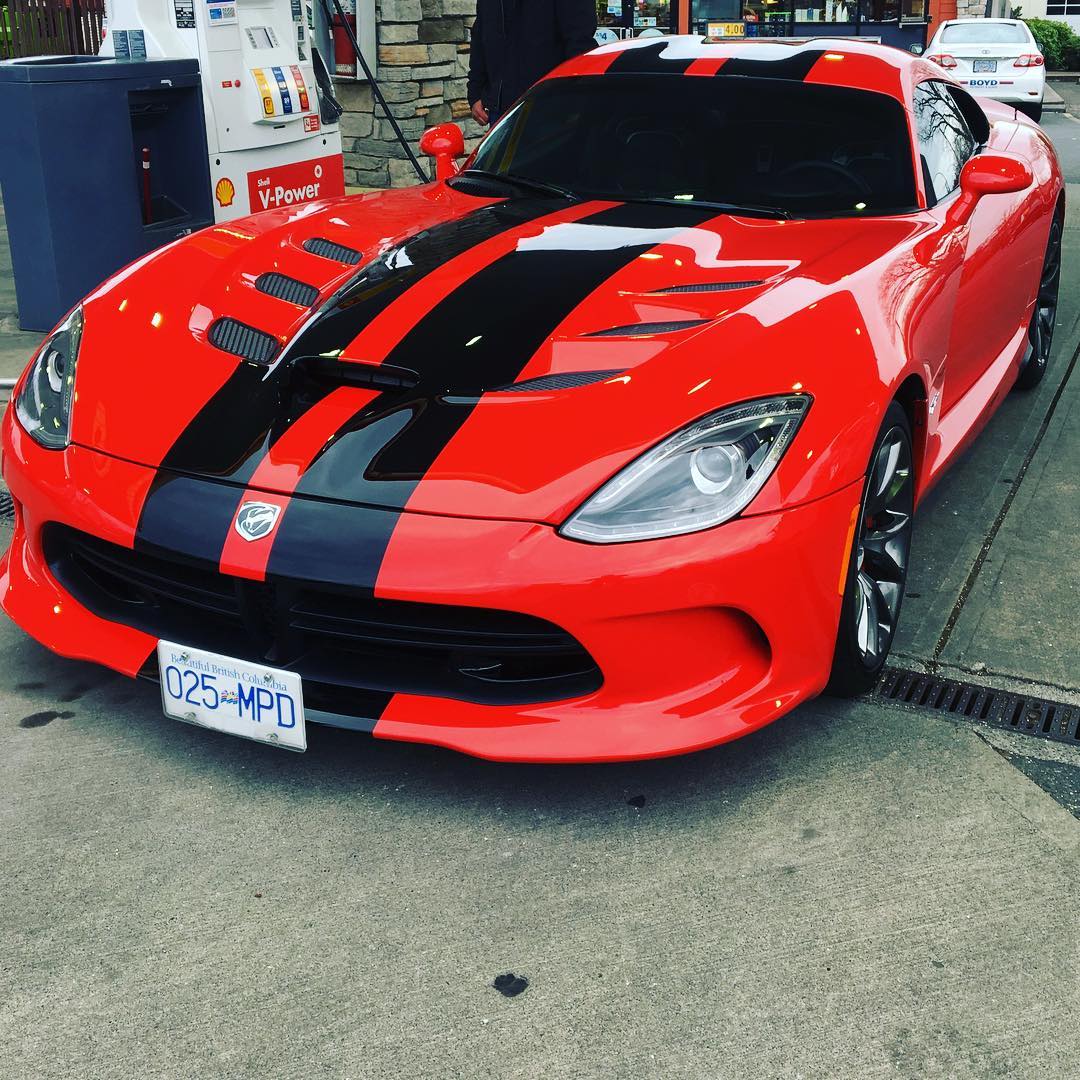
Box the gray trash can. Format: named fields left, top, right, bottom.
left=0, top=56, right=214, bottom=332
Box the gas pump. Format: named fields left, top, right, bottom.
left=99, top=0, right=366, bottom=220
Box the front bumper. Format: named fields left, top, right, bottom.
left=1, top=417, right=860, bottom=762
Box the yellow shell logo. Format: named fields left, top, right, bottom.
left=215, top=178, right=235, bottom=208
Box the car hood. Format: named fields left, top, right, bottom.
left=70, top=186, right=925, bottom=524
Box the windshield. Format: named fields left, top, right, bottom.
left=469, top=75, right=917, bottom=218
left=939, top=23, right=1029, bottom=44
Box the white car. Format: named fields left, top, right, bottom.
left=926, top=18, right=1045, bottom=121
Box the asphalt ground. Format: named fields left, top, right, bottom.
left=1, top=122, right=1079, bottom=1078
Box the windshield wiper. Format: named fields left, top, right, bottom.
left=614, top=196, right=792, bottom=220
left=457, top=169, right=579, bottom=202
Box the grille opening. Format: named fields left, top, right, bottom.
left=303, top=237, right=362, bottom=264
left=208, top=317, right=280, bottom=365
left=255, top=272, right=320, bottom=308
left=44, top=525, right=602, bottom=710
left=878, top=666, right=1080, bottom=747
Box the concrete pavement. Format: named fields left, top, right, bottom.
left=1, top=133, right=1079, bottom=1079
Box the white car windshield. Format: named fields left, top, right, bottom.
left=939, top=23, right=1029, bottom=44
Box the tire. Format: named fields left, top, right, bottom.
left=1020, top=102, right=1042, bottom=123
left=827, top=402, right=915, bottom=697
left=1015, top=211, right=1062, bottom=392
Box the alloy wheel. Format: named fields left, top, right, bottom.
left=1018, top=216, right=1061, bottom=389
left=853, top=427, right=914, bottom=668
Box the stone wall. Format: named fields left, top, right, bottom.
left=336, top=1, right=487, bottom=189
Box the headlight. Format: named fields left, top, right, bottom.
left=560, top=395, right=810, bottom=543
left=15, top=306, right=83, bottom=450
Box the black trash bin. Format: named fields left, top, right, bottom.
left=0, top=56, right=214, bottom=332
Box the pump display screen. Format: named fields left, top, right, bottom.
left=247, top=26, right=277, bottom=49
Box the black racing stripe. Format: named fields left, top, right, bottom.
left=135, top=200, right=557, bottom=560
left=720, top=49, right=826, bottom=81
left=264, top=201, right=718, bottom=586
left=262, top=499, right=401, bottom=593
left=606, top=40, right=692, bottom=75
left=135, top=473, right=246, bottom=567
left=152, top=200, right=557, bottom=485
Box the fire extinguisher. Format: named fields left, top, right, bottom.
left=332, top=3, right=357, bottom=78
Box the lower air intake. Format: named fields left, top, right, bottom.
left=255, top=272, right=320, bottom=308
left=303, top=237, right=363, bottom=264
left=207, top=318, right=280, bottom=365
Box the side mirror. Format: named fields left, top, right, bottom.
left=959, top=152, right=1033, bottom=197
left=419, top=123, right=466, bottom=181
left=947, top=152, right=1033, bottom=227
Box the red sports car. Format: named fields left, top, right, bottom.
left=0, top=39, right=1063, bottom=761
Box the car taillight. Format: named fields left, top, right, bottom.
left=926, top=53, right=959, bottom=69
left=1014, top=54, right=1045, bottom=67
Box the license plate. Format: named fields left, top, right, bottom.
left=973, top=60, right=997, bottom=72
left=157, top=641, right=307, bottom=752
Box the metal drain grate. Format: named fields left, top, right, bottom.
left=878, top=667, right=1080, bottom=746
left=0, top=487, right=14, bottom=523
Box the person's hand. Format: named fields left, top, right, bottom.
left=471, top=100, right=490, bottom=126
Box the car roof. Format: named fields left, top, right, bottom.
left=553, top=35, right=941, bottom=106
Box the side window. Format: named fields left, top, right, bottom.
left=913, top=81, right=978, bottom=206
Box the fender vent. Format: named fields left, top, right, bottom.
left=586, top=320, right=709, bottom=338
left=255, top=272, right=320, bottom=308
left=878, top=667, right=1080, bottom=747
left=652, top=281, right=764, bottom=294
left=497, top=370, right=626, bottom=393
left=303, top=237, right=363, bottom=264
left=208, top=318, right=280, bottom=365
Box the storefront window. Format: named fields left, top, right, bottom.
left=687, top=0, right=927, bottom=27
left=596, top=2, right=674, bottom=34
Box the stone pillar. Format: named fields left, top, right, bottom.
left=337, top=1, right=487, bottom=189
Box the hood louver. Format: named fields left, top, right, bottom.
left=208, top=318, right=280, bottom=365
left=303, top=237, right=363, bottom=264
left=651, top=281, right=764, bottom=294
left=497, top=370, right=626, bottom=393
left=255, top=272, right=320, bottom=308
left=587, top=320, right=709, bottom=338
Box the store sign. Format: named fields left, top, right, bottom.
left=247, top=155, right=345, bottom=212
left=707, top=21, right=746, bottom=39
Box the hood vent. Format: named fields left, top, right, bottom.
left=208, top=317, right=280, bottom=366
left=497, top=370, right=626, bottom=393
left=303, top=237, right=363, bottom=264
left=587, top=319, right=709, bottom=338
left=255, top=272, right=320, bottom=308
left=652, top=281, right=764, bottom=294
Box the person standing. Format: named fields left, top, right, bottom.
left=468, top=0, right=598, bottom=127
